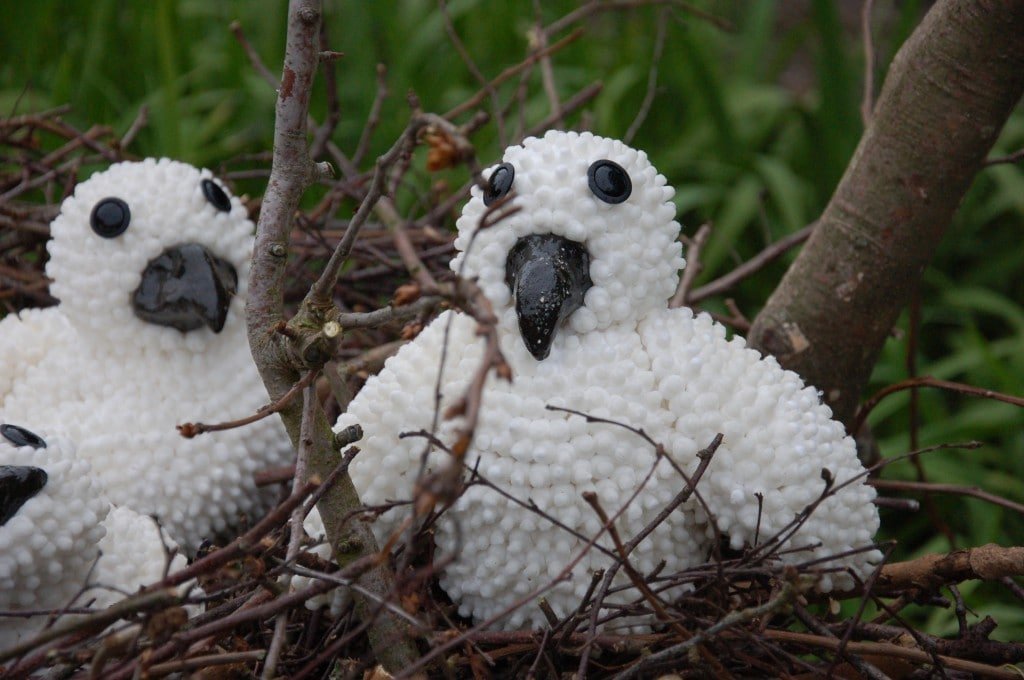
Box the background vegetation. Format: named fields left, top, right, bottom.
left=2, top=0, right=1022, bottom=645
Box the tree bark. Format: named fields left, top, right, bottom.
left=747, top=0, right=1024, bottom=428
left=246, top=0, right=419, bottom=671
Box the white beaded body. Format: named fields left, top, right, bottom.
left=0, top=159, right=292, bottom=550
left=0, top=424, right=187, bottom=648
left=323, top=131, right=880, bottom=629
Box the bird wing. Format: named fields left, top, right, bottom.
left=0, top=307, right=72, bottom=407
left=638, top=307, right=880, bottom=590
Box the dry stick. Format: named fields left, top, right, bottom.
left=147, top=650, right=266, bottom=678
left=393, top=424, right=672, bottom=679
left=687, top=223, right=814, bottom=304
left=877, top=544, right=1024, bottom=593
left=231, top=18, right=361, bottom=180
left=118, top=105, right=149, bottom=150
left=764, top=630, right=1021, bottom=680
left=613, top=581, right=801, bottom=680
left=624, top=7, right=669, bottom=144
left=575, top=432, right=721, bottom=678
left=582, top=492, right=689, bottom=639
left=871, top=478, right=1024, bottom=516
left=524, top=82, right=604, bottom=138
left=394, top=216, right=439, bottom=290
left=103, top=564, right=368, bottom=680
left=438, top=0, right=505, bottom=144
left=261, top=382, right=318, bottom=679
left=308, top=20, right=342, bottom=161
left=443, top=28, right=584, bottom=120
left=0, top=590, right=180, bottom=668
left=853, top=375, right=1024, bottom=435
left=335, top=295, right=441, bottom=329
left=310, top=111, right=474, bottom=301
left=669, top=222, right=712, bottom=307
left=544, top=0, right=734, bottom=36
left=352, top=64, right=389, bottom=167
left=177, top=368, right=317, bottom=438
left=983, top=147, right=1024, bottom=166
left=792, top=602, right=889, bottom=680
left=860, top=0, right=877, bottom=126
left=531, top=0, right=563, bottom=127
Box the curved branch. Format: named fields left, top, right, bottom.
left=244, top=0, right=418, bottom=671
left=747, top=0, right=1024, bottom=427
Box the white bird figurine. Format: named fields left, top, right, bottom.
left=0, top=422, right=188, bottom=649
left=0, top=159, right=292, bottom=550
left=309, top=130, right=880, bottom=630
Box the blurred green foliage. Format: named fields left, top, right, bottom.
left=2, top=0, right=1022, bottom=639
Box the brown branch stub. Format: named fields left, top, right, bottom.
left=747, top=0, right=1024, bottom=428
left=877, top=544, right=1024, bottom=594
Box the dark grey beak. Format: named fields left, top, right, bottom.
left=505, top=234, right=592, bottom=360
left=132, top=243, right=238, bottom=333
left=0, top=465, right=48, bottom=526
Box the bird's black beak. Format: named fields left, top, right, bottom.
left=0, top=465, right=48, bottom=526
left=505, top=234, right=592, bottom=360
left=132, top=243, right=238, bottom=333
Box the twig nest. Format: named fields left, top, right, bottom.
left=0, top=159, right=292, bottom=550
left=0, top=423, right=187, bottom=648
left=317, top=131, right=880, bottom=630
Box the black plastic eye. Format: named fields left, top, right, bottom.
left=483, top=162, right=515, bottom=206
left=587, top=160, right=632, bottom=204
left=1, top=424, right=47, bottom=449
left=201, top=179, right=233, bottom=212
left=90, top=198, right=131, bottom=238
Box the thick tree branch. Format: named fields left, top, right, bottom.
left=877, top=544, right=1024, bottom=594
left=748, top=0, right=1024, bottom=427
left=244, top=0, right=418, bottom=671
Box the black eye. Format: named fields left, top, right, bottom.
left=587, top=160, right=632, bottom=204
left=483, top=163, right=515, bottom=206
left=1, top=424, right=47, bottom=449
left=90, top=198, right=131, bottom=238
left=201, top=179, right=232, bottom=212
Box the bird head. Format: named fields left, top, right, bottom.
left=46, top=159, right=254, bottom=354
left=453, top=131, right=684, bottom=361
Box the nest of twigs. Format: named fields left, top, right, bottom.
left=3, top=109, right=1024, bottom=680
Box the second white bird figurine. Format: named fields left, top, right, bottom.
left=0, top=422, right=190, bottom=648
left=308, top=130, right=881, bottom=630
left=0, top=159, right=293, bottom=551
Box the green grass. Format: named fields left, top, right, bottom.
left=3, top=0, right=1023, bottom=640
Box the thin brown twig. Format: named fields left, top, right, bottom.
left=615, top=580, right=802, bottom=680
left=983, top=147, right=1024, bottom=166
left=438, top=0, right=505, bottom=144
left=764, top=630, right=1021, bottom=679
left=147, top=650, right=266, bottom=678
left=854, top=375, right=1024, bottom=435
left=443, top=29, right=585, bottom=120
left=582, top=492, right=690, bottom=638
left=524, top=81, right=604, bottom=137
left=176, top=369, right=317, bottom=438
left=261, top=382, right=318, bottom=679
left=669, top=222, right=712, bottom=308
left=118, top=105, right=149, bottom=150
left=687, top=223, right=814, bottom=304
left=870, top=478, right=1024, bottom=516
left=352, top=63, right=389, bottom=167
left=624, top=7, right=669, bottom=143
left=530, top=0, right=564, bottom=128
